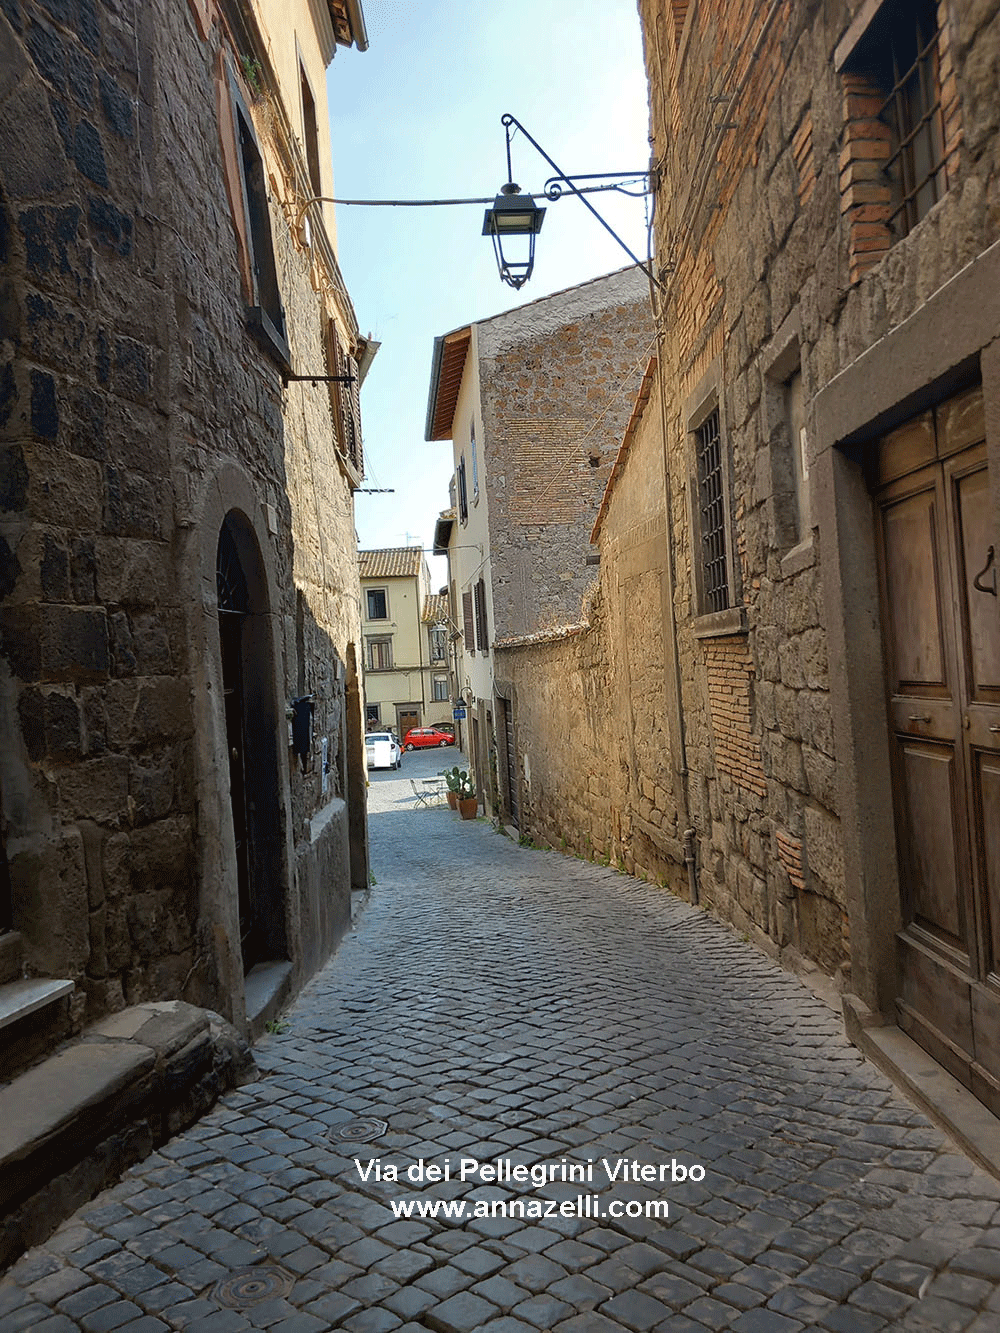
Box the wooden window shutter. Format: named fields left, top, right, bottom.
left=325, top=319, right=363, bottom=477
left=462, top=589, right=475, bottom=651
left=474, top=578, right=489, bottom=653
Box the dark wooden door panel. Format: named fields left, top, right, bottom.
left=897, top=739, right=968, bottom=951
left=898, top=936, right=975, bottom=1085
left=970, top=985, right=1000, bottom=1115
left=975, top=749, right=1000, bottom=982
left=882, top=486, right=949, bottom=692
left=954, top=462, right=1000, bottom=699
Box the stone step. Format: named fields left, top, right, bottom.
left=0, top=1000, right=256, bottom=1269
left=0, top=978, right=74, bottom=1034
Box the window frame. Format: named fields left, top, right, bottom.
left=227, top=68, right=290, bottom=370
left=298, top=58, right=323, bottom=198
left=837, top=0, right=952, bottom=281
left=685, top=362, right=742, bottom=636
left=366, top=587, right=388, bottom=621
left=366, top=636, right=393, bottom=671
left=760, top=311, right=814, bottom=573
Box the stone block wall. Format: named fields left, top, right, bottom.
left=0, top=0, right=366, bottom=1052
left=480, top=267, right=654, bottom=642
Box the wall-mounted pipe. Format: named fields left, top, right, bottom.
left=683, top=826, right=698, bottom=906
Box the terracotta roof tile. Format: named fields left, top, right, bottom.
left=422, top=594, right=448, bottom=624
left=358, top=547, right=425, bottom=580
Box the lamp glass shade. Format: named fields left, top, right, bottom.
left=481, top=190, right=546, bottom=237
left=483, top=185, right=545, bottom=289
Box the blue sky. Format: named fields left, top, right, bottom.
left=326, top=0, right=652, bottom=587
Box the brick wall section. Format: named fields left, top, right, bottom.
left=840, top=71, right=894, bottom=282
left=704, top=636, right=766, bottom=798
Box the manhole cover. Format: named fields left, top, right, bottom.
left=213, top=1266, right=294, bottom=1308
left=330, top=1115, right=388, bottom=1143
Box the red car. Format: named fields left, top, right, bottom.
left=402, top=726, right=455, bottom=750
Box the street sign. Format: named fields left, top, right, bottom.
left=453, top=707, right=467, bottom=720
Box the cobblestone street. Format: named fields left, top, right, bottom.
left=4, top=750, right=1000, bottom=1332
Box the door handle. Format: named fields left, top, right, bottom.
left=973, top=545, right=997, bottom=596
left=908, top=714, right=931, bottom=723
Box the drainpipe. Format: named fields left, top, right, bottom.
left=683, top=826, right=698, bottom=906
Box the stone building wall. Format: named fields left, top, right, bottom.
left=480, top=267, right=654, bottom=642
left=503, top=0, right=1000, bottom=995
left=0, top=0, right=367, bottom=1060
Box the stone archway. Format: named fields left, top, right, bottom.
left=216, top=510, right=286, bottom=973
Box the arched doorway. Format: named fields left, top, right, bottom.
left=216, top=512, right=286, bottom=973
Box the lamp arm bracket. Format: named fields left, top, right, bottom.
left=543, top=171, right=650, bottom=202
left=500, top=113, right=663, bottom=292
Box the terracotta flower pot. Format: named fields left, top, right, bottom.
left=458, top=797, right=478, bottom=820
left=446, top=790, right=458, bottom=810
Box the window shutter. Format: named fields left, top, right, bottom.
left=326, top=320, right=363, bottom=477
left=474, top=579, right=489, bottom=654
left=462, top=590, right=475, bottom=651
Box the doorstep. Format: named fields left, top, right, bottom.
left=844, top=993, right=1000, bottom=1183
left=0, top=999, right=255, bottom=1269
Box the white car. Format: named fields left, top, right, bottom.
left=365, top=730, right=402, bottom=770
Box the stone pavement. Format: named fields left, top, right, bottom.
left=3, top=746, right=1000, bottom=1332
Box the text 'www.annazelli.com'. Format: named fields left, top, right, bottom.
left=388, top=1195, right=670, bottom=1222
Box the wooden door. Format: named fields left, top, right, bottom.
left=875, top=385, right=1000, bottom=1113
left=499, top=696, right=519, bottom=828
left=398, top=710, right=419, bottom=735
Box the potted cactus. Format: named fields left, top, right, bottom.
left=454, top=769, right=478, bottom=820
left=440, top=766, right=461, bottom=810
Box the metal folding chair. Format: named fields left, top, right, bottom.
left=410, top=780, right=434, bottom=809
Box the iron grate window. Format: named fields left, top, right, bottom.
left=696, top=408, right=730, bottom=613
left=880, top=4, right=946, bottom=236
left=850, top=0, right=948, bottom=239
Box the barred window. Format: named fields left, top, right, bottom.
left=870, top=0, right=946, bottom=237
left=839, top=0, right=952, bottom=280
left=696, top=409, right=730, bottom=613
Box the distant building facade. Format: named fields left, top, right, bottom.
left=425, top=268, right=654, bottom=816
left=358, top=548, right=451, bottom=735
left=0, top=0, right=372, bottom=1069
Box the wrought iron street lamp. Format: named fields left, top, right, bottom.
left=290, top=111, right=657, bottom=293
left=481, top=183, right=546, bottom=290
left=484, top=112, right=660, bottom=292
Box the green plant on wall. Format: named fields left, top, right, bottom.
left=240, top=54, right=265, bottom=97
